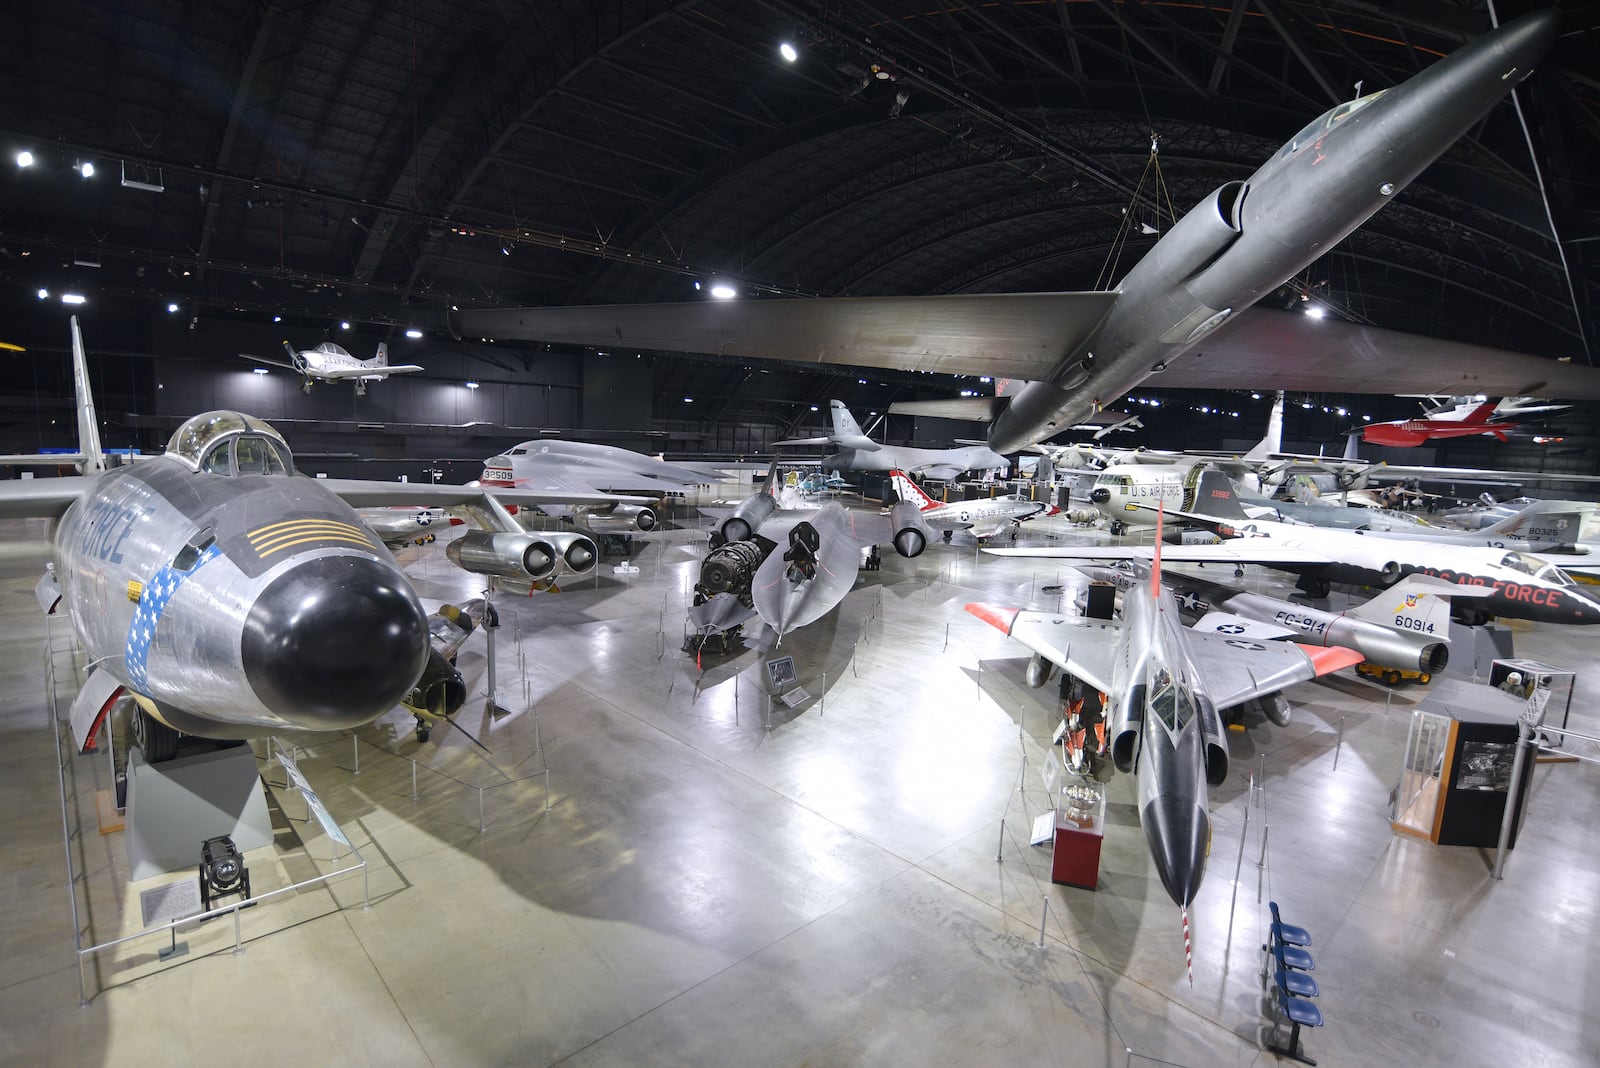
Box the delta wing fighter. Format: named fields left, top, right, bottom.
left=967, top=514, right=1361, bottom=905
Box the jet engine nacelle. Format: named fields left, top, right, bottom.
left=403, top=648, right=467, bottom=720
left=581, top=504, right=658, bottom=533
left=888, top=500, right=931, bottom=558
left=446, top=529, right=598, bottom=580
left=1153, top=181, right=1247, bottom=292
left=1247, top=691, right=1293, bottom=729
left=1333, top=621, right=1449, bottom=676
left=1024, top=653, right=1056, bottom=689
left=1195, top=692, right=1229, bottom=787
left=720, top=493, right=776, bottom=543
left=698, top=538, right=771, bottom=603
left=1110, top=684, right=1144, bottom=774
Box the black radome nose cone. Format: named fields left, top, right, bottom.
left=243, top=554, right=429, bottom=729
left=1089, top=488, right=1110, bottom=504
left=1142, top=795, right=1211, bottom=906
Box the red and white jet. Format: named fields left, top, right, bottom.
left=1358, top=396, right=1567, bottom=447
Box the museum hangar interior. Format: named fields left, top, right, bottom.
left=2, top=2, right=1599, bottom=1066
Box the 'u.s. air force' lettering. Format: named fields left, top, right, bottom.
left=77, top=498, right=140, bottom=564
left=125, top=544, right=222, bottom=693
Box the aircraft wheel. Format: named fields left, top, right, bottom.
left=1419, top=672, right=1432, bottom=685
left=1110, top=521, right=1126, bottom=536
left=415, top=723, right=432, bottom=743
left=134, top=709, right=180, bottom=763
left=942, top=530, right=953, bottom=543
left=427, top=534, right=436, bottom=543
left=1234, top=567, right=1245, bottom=578
left=1383, top=669, right=1403, bottom=687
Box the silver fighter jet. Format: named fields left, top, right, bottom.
left=967, top=521, right=1361, bottom=905
left=8, top=318, right=644, bottom=757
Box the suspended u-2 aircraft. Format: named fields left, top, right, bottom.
left=444, top=13, right=1592, bottom=452
left=239, top=339, right=424, bottom=394
left=7, top=318, right=643, bottom=758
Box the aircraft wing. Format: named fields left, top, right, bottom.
left=317, top=478, right=649, bottom=509
left=985, top=543, right=1338, bottom=567
left=318, top=364, right=425, bottom=380
left=237, top=352, right=301, bottom=372
left=0, top=475, right=94, bottom=520
left=450, top=292, right=1121, bottom=380
left=887, top=397, right=1004, bottom=422
left=1191, top=611, right=1298, bottom=642
left=965, top=603, right=1119, bottom=695
left=911, top=462, right=967, bottom=481
left=1160, top=308, right=1600, bottom=399
left=1187, top=631, right=1363, bottom=711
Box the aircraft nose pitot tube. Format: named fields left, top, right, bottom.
left=241, top=554, right=429, bottom=730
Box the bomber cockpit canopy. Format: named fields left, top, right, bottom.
left=166, top=411, right=294, bottom=476
left=1499, top=551, right=1574, bottom=587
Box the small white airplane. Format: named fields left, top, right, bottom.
left=888, top=470, right=1055, bottom=541
left=239, top=340, right=425, bottom=395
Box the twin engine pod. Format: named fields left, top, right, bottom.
left=580, top=503, right=658, bottom=533
left=446, top=529, right=598, bottom=580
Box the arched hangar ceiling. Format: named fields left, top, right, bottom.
left=1, top=1, right=1596, bottom=412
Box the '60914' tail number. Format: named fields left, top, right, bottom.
left=1395, top=615, right=1434, bottom=633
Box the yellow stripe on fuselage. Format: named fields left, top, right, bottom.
left=248, top=518, right=375, bottom=557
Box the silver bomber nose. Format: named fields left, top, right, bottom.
left=1142, top=794, right=1210, bottom=906
left=242, top=554, right=429, bottom=729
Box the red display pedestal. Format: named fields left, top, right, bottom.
left=1050, top=788, right=1106, bottom=890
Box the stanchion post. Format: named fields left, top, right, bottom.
left=996, top=817, right=1006, bottom=862
left=1492, top=715, right=1535, bottom=880
left=352, top=734, right=360, bottom=776
left=1333, top=715, right=1346, bottom=770
left=411, top=760, right=418, bottom=800
left=1035, top=895, right=1050, bottom=949
left=477, top=787, right=486, bottom=832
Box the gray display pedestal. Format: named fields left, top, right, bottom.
left=125, top=746, right=273, bottom=881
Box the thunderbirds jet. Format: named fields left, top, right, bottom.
left=1358, top=396, right=1569, bottom=447
left=239, top=339, right=424, bottom=395
left=887, top=470, right=1055, bottom=541
left=444, top=14, right=1596, bottom=453
left=967, top=511, right=1362, bottom=905
left=773, top=400, right=1008, bottom=480
left=8, top=318, right=641, bottom=759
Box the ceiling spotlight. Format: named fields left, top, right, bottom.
left=1301, top=401, right=1314, bottom=409
left=709, top=284, right=736, bottom=300
left=1303, top=304, right=1325, bottom=319
left=78, top=160, right=94, bottom=178
left=465, top=380, right=480, bottom=390
left=810, top=405, right=819, bottom=411
left=167, top=302, right=179, bottom=313
left=405, top=328, right=423, bottom=339
left=684, top=397, right=694, bottom=403
left=36, top=287, right=48, bottom=300
left=500, top=243, right=511, bottom=255
left=16, top=150, right=33, bottom=168
left=60, top=293, right=87, bottom=304
left=779, top=41, right=798, bottom=63
left=272, top=315, right=282, bottom=322
left=1250, top=392, right=1261, bottom=400
left=339, top=321, right=350, bottom=330
left=252, top=367, right=269, bottom=375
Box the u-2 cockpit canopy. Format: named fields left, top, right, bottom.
left=165, top=411, right=295, bottom=476
left=1275, top=88, right=1389, bottom=162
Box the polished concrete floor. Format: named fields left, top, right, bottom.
left=1, top=504, right=1597, bottom=1067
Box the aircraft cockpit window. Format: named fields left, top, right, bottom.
left=1500, top=552, right=1541, bottom=577
left=234, top=435, right=288, bottom=475
left=201, top=443, right=234, bottom=475
left=165, top=410, right=294, bottom=473
left=1536, top=563, right=1574, bottom=588
left=509, top=448, right=527, bottom=456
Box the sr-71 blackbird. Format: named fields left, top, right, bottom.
left=444, top=14, right=1591, bottom=452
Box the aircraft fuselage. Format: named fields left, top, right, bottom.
left=987, top=12, right=1558, bottom=453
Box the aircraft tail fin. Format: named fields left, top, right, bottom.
left=1343, top=432, right=1360, bottom=462
left=759, top=459, right=779, bottom=498
left=828, top=400, right=878, bottom=450
left=1243, top=391, right=1284, bottom=462
left=888, top=469, right=938, bottom=511
left=1463, top=399, right=1498, bottom=425
left=1482, top=500, right=1594, bottom=542
left=373, top=341, right=389, bottom=367
left=1190, top=469, right=1248, bottom=521
left=70, top=317, right=106, bottom=474
left=1346, top=575, right=1485, bottom=636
